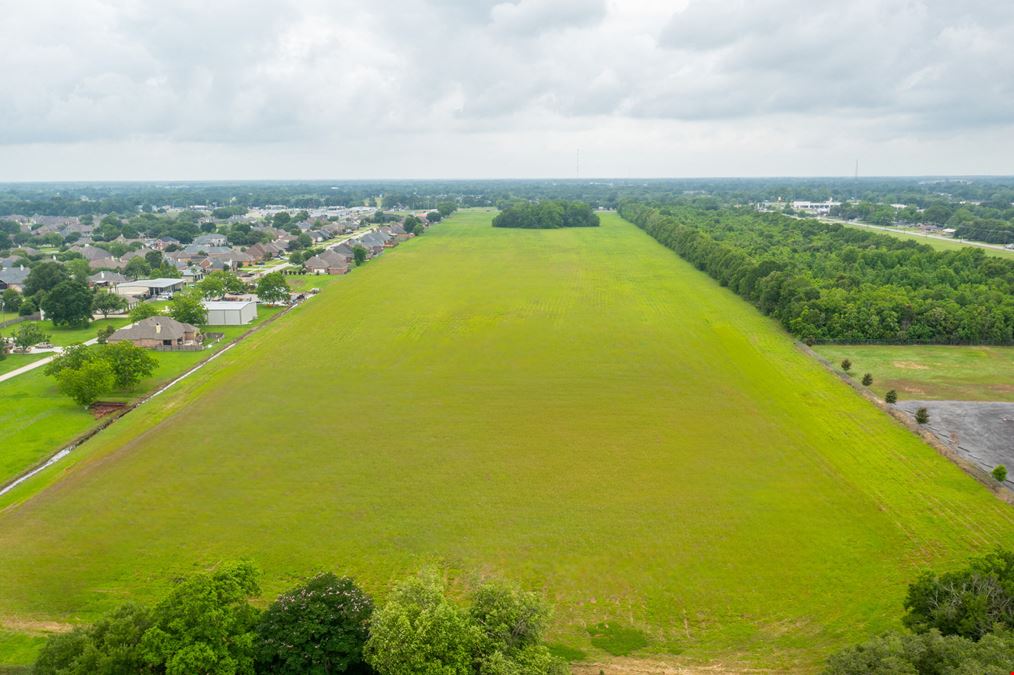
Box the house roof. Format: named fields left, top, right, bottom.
left=88, top=271, right=128, bottom=283
left=116, top=278, right=184, bottom=289
left=109, top=316, right=197, bottom=342
left=0, top=267, right=30, bottom=284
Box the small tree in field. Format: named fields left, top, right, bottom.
left=915, top=407, right=929, bottom=424
left=12, top=322, right=49, bottom=351
left=129, top=302, right=161, bottom=323
left=861, top=373, right=873, bottom=386
left=256, top=272, right=290, bottom=305
left=96, top=324, right=117, bottom=344
left=56, top=359, right=114, bottom=407
left=99, top=341, right=158, bottom=390
left=92, top=290, right=128, bottom=319
left=885, top=390, right=898, bottom=404
left=840, top=358, right=852, bottom=373
left=993, top=465, right=1007, bottom=483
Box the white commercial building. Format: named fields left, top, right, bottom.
left=203, top=300, right=258, bottom=326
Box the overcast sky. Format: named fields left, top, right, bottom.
left=2, top=0, right=1013, bottom=181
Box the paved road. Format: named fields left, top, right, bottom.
left=820, top=217, right=1013, bottom=254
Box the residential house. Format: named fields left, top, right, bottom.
left=108, top=316, right=202, bottom=349
left=193, top=233, right=228, bottom=247
left=87, top=271, right=128, bottom=289
left=303, top=250, right=350, bottom=275
left=0, top=266, right=30, bottom=292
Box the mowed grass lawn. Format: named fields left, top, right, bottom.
left=1, top=212, right=1013, bottom=670
left=0, top=307, right=284, bottom=487
left=814, top=345, right=1014, bottom=402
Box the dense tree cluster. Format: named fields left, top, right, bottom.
left=34, top=564, right=565, bottom=675
left=492, top=200, right=599, bottom=229
left=620, top=203, right=1014, bottom=344
left=45, top=342, right=158, bottom=405
left=825, top=549, right=1014, bottom=673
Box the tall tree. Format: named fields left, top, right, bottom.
left=42, top=280, right=93, bottom=327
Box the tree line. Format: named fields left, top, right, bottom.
left=492, top=201, right=599, bottom=229
left=34, top=562, right=567, bottom=675
left=620, top=203, right=1014, bottom=344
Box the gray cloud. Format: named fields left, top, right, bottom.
left=0, top=0, right=1013, bottom=178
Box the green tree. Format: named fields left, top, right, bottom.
left=124, top=257, right=151, bottom=279
left=992, top=465, right=1007, bottom=483
left=365, top=570, right=481, bottom=675
left=426, top=210, right=442, bottom=223
left=861, top=373, right=873, bottom=386
left=96, top=324, right=117, bottom=344
left=129, top=302, right=162, bottom=323
left=144, top=250, right=164, bottom=269
left=352, top=246, right=367, bottom=266
left=256, top=272, right=290, bottom=305
left=168, top=289, right=207, bottom=327
left=34, top=604, right=153, bottom=675
left=1, top=287, right=22, bottom=314
left=65, top=258, right=92, bottom=284
left=254, top=574, right=373, bottom=674
left=840, top=359, right=851, bottom=373
left=198, top=271, right=245, bottom=299
left=824, top=628, right=1014, bottom=674
left=42, top=280, right=93, bottom=327
left=885, top=390, right=898, bottom=404
left=92, top=290, right=127, bottom=319
left=100, top=341, right=157, bottom=390
left=903, top=548, right=1014, bottom=639
left=11, top=321, right=49, bottom=351
left=915, top=407, right=929, bottom=424
left=139, top=560, right=261, bottom=675
left=273, top=212, right=292, bottom=228
left=470, top=582, right=563, bottom=674
left=24, top=261, right=70, bottom=297
left=56, top=358, right=114, bottom=406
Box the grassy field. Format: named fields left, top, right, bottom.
left=32, top=317, right=132, bottom=346
left=1, top=211, right=1012, bottom=670
left=0, top=307, right=284, bottom=487
left=814, top=345, right=1014, bottom=402
left=0, top=353, right=46, bottom=377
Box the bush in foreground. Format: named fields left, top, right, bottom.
left=915, top=407, right=930, bottom=424
left=993, top=465, right=1008, bottom=483
left=824, top=628, right=1014, bottom=674
left=885, top=390, right=898, bottom=404
left=255, top=573, right=373, bottom=674
left=365, top=570, right=564, bottom=674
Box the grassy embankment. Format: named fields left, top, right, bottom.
left=0, top=211, right=1012, bottom=671
left=0, top=307, right=283, bottom=487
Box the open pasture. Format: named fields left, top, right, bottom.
left=0, top=211, right=1012, bottom=670
left=814, top=344, right=1014, bottom=402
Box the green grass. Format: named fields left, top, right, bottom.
left=284, top=273, right=344, bottom=293
left=587, top=622, right=650, bottom=656
left=32, top=318, right=132, bottom=346
left=0, top=307, right=285, bottom=486
left=813, top=345, right=1014, bottom=402
left=1, top=211, right=1013, bottom=671
left=0, top=354, right=46, bottom=377
left=0, top=632, right=44, bottom=669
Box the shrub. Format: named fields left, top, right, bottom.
left=993, top=465, right=1008, bottom=483
left=861, top=373, right=873, bottom=386
left=902, top=548, right=1014, bottom=639
left=34, top=604, right=153, bottom=675
left=823, top=628, right=1014, bottom=674
left=255, top=573, right=373, bottom=674
left=885, top=389, right=898, bottom=404
left=915, top=407, right=929, bottom=424
left=840, top=359, right=851, bottom=372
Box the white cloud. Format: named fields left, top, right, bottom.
left=0, top=0, right=1013, bottom=179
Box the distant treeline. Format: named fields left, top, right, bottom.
left=492, top=200, right=599, bottom=229
left=620, top=203, right=1014, bottom=344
